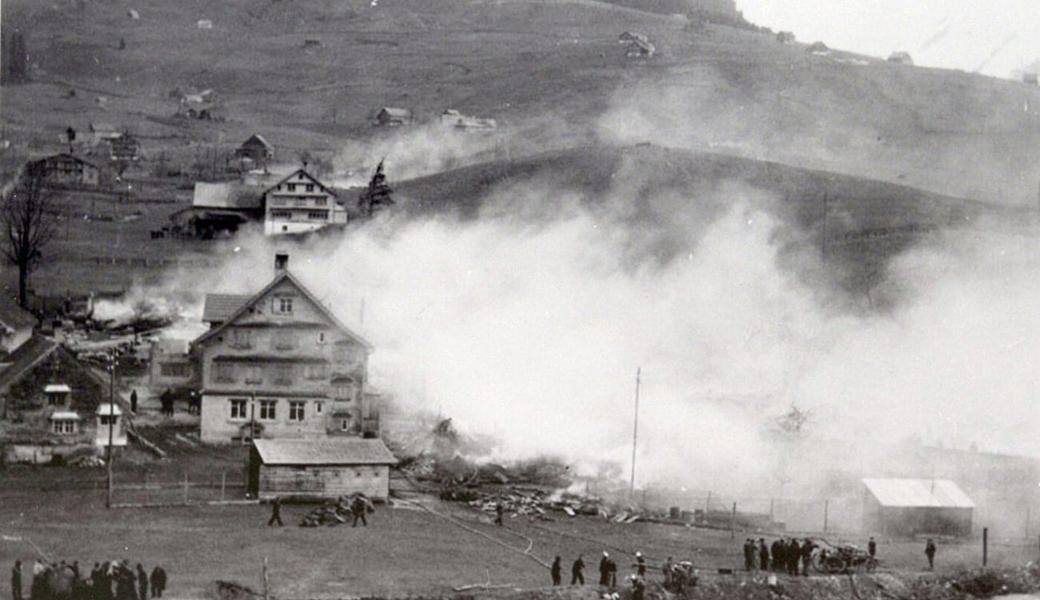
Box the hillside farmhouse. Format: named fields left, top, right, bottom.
left=168, top=181, right=264, bottom=238
left=247, top=438, right=397, bottom=500
left=234, top=134, right=274, bottom=164
left=26, top=153, right=100, bottom=188
left=375, top=107, right=412, bottom=127
left=192, top=253, right=378, bottom=443
left=262, top=168, right=347, bottom=235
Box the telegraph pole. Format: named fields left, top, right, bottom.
left=629, top=367, right=641, bottom=500
left=106, top=352, right=115, bottom=509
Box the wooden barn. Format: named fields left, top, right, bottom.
left=862, top=478, right=974, bottom=537
left=247, top=438, right=396, bottom=501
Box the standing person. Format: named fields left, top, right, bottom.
left=771, top=539, right=783, bottom=573
left=800, top=539, right=814, bottom=576
left=925, top=539, right=936, bottom=570
left=351, top=495, right=369, bottom=527
left=635, top=552, right=646, bottom=576
left=598, top=552, right=610, bottom=586
left=788, top=538, right=801, bottom=576
left=743, top=539, right=754, bottom=571
left=607, top=555, right=618, bottom=588
left=267, top=497, right=284, bottom=526
left=630, top=575, right=645, bottom=600
left=12, top=560, right=22, bottom=600
left=130, top=390, right=138, bottom=414
left=551, top=556, right=562, bottom=586
left=495, top=502, right=504, bottom=527
left=662, top=557, right=673, bottom=586
left=150, top=566, right=166, bottom=599
left=868, top=537, right=876, bottom=559
left=758, top=539, right=769, bottom=572
left=136, top=564, right=148, bottom=600
left=571, top=555, right=585, bottom=585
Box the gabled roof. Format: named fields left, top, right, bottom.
left=262, top=168, right=337, bottom=199
left=202, top=293, right=251, bottom=323
left=32, top=153, right=98, bottom=169
left=192, top=182, right=262, bottom=210
left=253, top=438, right=397, bottom=466
left=0, top=295, right=36, bottom=333
left=240, top=134, right=273, bottom=150
left=0, top=336, right=60, bottom=392
left=193, top=271, right=372, bottom=350
left=862, top=478, right=974, bottom=509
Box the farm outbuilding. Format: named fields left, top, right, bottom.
left=247, top=438, right=397, bottom=501
left=862, top=478, right=974, bottom=537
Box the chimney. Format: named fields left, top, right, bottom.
left=274, top=252, right=289, bottom=274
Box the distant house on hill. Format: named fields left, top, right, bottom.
left=26, top=153, right=100, bottom=188
left=375, top=107, right=412, bottom=127
left=234, top=134, right=274, bottom=164
left=887, top=51, right=914, bottom=66
left=625, top=37, right=656, bottom=58
left=192, top=253, right=379, bottom=443
left=108, top=133, right=139, bottom=161
left=862, top=478, right=974, bottom=537
left=89, top=123, right=121, bottom=144
left=618, top=31, right=650, bottom=44
left=439, top=109, right=497, bottom=130
left=806, top=41, right=829, bottom=55
left=262, top=168, right=347, bottom=236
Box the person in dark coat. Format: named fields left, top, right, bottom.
left=268, top=497, right=284, bottom=526
left=771, top=539, right=783, bottom=572
left=550, top=556, right=562, bottom=586
left=868, top=537, right=876, bottom=558
left=787, top=539, right=801, bottom=575
left=115, top=563, right=136, bottom=600
left=598, top=553, right=610, bottom=586
left=12, top=560, right=22, bottom=600
left=494, top=503, right=504, bottom=526
left=758, top=539, right=769, bottom=572
left=743, top=539, right=754, bottom=571
left=607, top=556, right=617, bottom=588
left=630, top=575, right=645, bottom=600
left=571, top=555, right=585, bottom=585
left=635, top=552, right=646, bottom=576
left=129, top=390, right=138, bottom=414
left=351, top=495, right=368, bottom=527
left=800, top=539, right=814, bottom=576
left=149, top=566, right=166, bottom=599
left=925, top=539, right=936, bottom=570
left=136, top=564, right=148, bottom=600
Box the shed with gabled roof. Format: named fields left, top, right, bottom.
left=247, top=438, right=396, bottom=500
left=862, top=478, right=974, bottom=537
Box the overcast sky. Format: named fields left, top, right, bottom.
left=737, top=0, right=1040, bottom=78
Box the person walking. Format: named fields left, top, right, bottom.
left=12, top=560, right=22, bottom=600
left=351, top=495, right=369, bottom=527
left=925, top=539, right=936, bottom=570
left=267, top=497, right=284, bottom=526
left=868, top=537, right=876, bottom=559
left=571, top=555, right=585, bottom=585
left=551, top=556, right=562, bottom=586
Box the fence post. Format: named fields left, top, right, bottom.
left=983, top=527, right=988, bottom=566
left=183, top=472, right=189, bottom=504
left=705, top=492, right=712, bottom=514
left=221, top=472, right=226, bottom=502
left=824, top=500, right=829, bottom=533
left=263, top=556, right=270, bottom=600
left=731, top=502, right=737, bottom=539
left=769, top=498, right=774, bottom=522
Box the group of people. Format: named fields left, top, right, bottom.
left=743, top=537, right=816, bottom=575
left=548, top=550, right=694, bottom=599
left=11, top=559, right=167, bottom=600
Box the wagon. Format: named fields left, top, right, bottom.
left=812, top=539, right=879, bottom=573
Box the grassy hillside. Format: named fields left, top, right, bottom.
left=4, top=0, right=1040, bottom=206
left=396, top=143, right=1010, bottom=303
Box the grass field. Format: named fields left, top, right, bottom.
left=0, top=470, right=1034, bottom=600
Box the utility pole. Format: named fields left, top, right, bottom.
left=629, top=367, right=641, bottom=500
left=106, top=352, right=115, bottom=509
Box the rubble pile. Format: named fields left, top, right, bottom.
left=447, top=486, right=625, bottom=521
left=910, top=564, right=1040, bottom=600
left=299, top=494, right=373, bottom=527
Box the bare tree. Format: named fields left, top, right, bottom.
left=776, top=403, right=812, bottom=437
left=1, top=168, right=59, bottom=308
